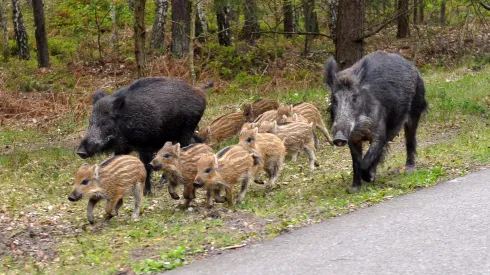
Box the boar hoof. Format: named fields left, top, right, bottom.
left=254, top=179, right=265, bottom=185
left=404, top=165, right=415, bottom=173
left=214, top=196, right=227, bottom=203
left=362, top=168, right=376, bottom=183
left=348, top=186, right=361, bottom=194
left=170, top=193, right=180, bottom=200
left=314, top=160, right=320, bottom=167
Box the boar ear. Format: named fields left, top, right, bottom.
left=325, top=57, right=339, bottom=89
left=206, top=127, right=212, bottom=136
left=163, top=141, right=173, bottom=148
left=289, top=105, right=293, bottom=112
left=356, top=60, right=368, bottom=84
left=113, top=96, right=125, bottom=110
left=292, top=113, right=298, bottom=121
left=93, top=90, right=107, bottom=105
left=253, top=127, right=259, bottom=135
left=272, top=121, right=278, bottom=134
left=175, top=143, right=181, bottom=157
left=251, top=122, right=256, bottom=128
left=213, top=155, right=219, bottom=168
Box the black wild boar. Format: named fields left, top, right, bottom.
left=325, top=51, right=427, bottom=192
left=77, top=77, right=212, bottom=195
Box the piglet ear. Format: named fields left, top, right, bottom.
left=325, top=57, right=339, bottom=89
left=272, top=121, right=278, bottom=135
left=175, top=143, right=181, bottom=158
left=213, top=155, right=219, bottom=168
left=253, top=127, right=259, bottom=134
left=163, top=141, right=173, bottom=148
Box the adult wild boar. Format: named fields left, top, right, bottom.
left=325, top=51, right=427, bottom=192
left=77, top=77, right=211, bottom=195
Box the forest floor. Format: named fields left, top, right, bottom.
left=1, top=63, right=490, bottom=274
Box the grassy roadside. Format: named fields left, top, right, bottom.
left=0, top=66, right=489, bottom=274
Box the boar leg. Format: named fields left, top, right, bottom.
left=206, top=189, right=214, bottom=208
left=214, top=188, right=227, bottom=203
left=168, top=181, right=180, bottom=200
left=104, top=197, right=122, bottom=221
left=225, top=185, right=234, bottom=207
left=237, top=176, right=250, bottom=205
left=303, top=145, right=317, bottom=173
left=87, top=197, right=100, bottom=225
left=348, top=141, right=363, bottom=193
left=291, top=152, right=299, bottom=162
left=114, top=199, right=123, bottom=216
left=139, top=151, right=154, bottom=196
left=404, top=115, right=421, bottom=173
left=313, top=132, right=319, bottom=149
left=317, top=125, right=334, bottom=146
left=361, top=138, right=388, bottom=183
left=132, top=182, right=144, bottom=219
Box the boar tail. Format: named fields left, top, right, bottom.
left=200, top=81, right=215, bottom=90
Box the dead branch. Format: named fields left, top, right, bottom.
left=479, top=1, right=490, bottom=10
left=253, top=31, right=332, bottom=39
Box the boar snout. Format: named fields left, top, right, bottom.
left=76, top=146, right=89, bottom=159
left=193, top=179, right=204, bottom=188
left=68, top=191, right=82, bottom=202
left=333, top=131, right=348, bottom=147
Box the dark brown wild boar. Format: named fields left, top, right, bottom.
left=68, top=155, right=146, bottom=224
left=193, top=146, right=261, bottom=207
left=149, top=142, right=220, bottom=207
left=242, top=98, right=280, bottom=122
left=197, top=112, right=245, bottom=147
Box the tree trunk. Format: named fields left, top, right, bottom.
left=396, top=0, right=409, bottom=38
left=189, top=0, right=196, bottom=84
left=413, top=0, right=417, bottom=24
left=243, top=0, right=259, bottom=45
left=171, top=0, right=190, bottom=57
left=328, top=0, right=338, bottom=44
left=419, top=0, right=424, bottom=23
left=128, top=0, right=135, bottom=10
left=134, top=0, right=147, bottom=77
left=11, top=0, right=30, bottom=60
left=195, top=0, right=207, bottom=41
left=0, top=0, right=8, bottom=60
left=302, top=0, right=319, bottom=55
left=440, top=0, right=446, bottom=26
left=336, top=0, right=364, bottom=69
left=32, top=0, right=49, bottom=67
left=150, top=0, right=169, bottom=51
left=283, top=0, right=294, bottom=38
left=216, top=1, right=232, bottom=46
left=110, top=0, right=118, bottom=53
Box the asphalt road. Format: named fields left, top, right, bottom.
left=169, top=168, right=490, bottom=275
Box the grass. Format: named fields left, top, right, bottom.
left=1, top=66, right=489, bottom=274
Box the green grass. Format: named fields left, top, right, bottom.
left=1, top=66, right=490, bottom=274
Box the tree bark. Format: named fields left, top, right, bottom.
left=11, top=0, right=30, bottom=60
left=283, top=0, right=294, bottom=38
left=134, top=0, right=147, bottom=77
left=32, top=0, right=49, bottom=67
left=216, top=1, right=232, bottom=46
left=440, top=0, right=446, bottom=26
left=336, top=0, right=364, bottom=69
left=302, top=0, right=319, bottom=55
left=110, top=0, right=118, bottom=53
left=413, top=0, right=417, bottom=24
left=396, top=0, right=409, bottom=38
left=243, top=0, right=259, bottom=45
left=0, top=0, right=8, bottom=60
left=171, top=0, right=190, bottom=57
left=195, top=0, right=207, bottom=41
left=189, top=0, right=196, bottom=84
left=150, top=0, right=169, bottom=50
left=328, top=0, right=338, bottom=44
left=419, top=0, right=424, bottom=23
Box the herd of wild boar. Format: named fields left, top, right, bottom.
left=69, top=51, right=427, bottom=224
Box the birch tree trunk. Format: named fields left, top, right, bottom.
left=196, top=0, right=207, bottom=41
left=150, top=0, right=169, bottom=51
left=32, top=0, right=49, bottom=67
left=216, top=1, right=232, bottom=46
left=134, top=0, right=147, bottom=77
left=11, top=0, right=30, bottom=60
